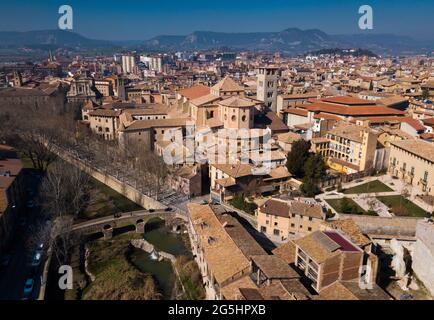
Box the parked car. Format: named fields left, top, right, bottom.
left=23, top=278, right=34, bottom=296
left=31, top=252, right=42, bottom=267
left=35, top=243, right=44, bottom=255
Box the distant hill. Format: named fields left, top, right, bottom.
left=143, top=28, right=433, bottom=55
left=0, top=28, right=432, bottom=55
left=0, top=30, right=113, bottom=48
left=144, top=28, right=340, bottom=53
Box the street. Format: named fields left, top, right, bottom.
left=0, top=170, right=47, bottom=300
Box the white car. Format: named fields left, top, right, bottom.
left=31, top=252, right=42, bottom=266
left=36, top=243, right=44, bottom=255
left=23, top=278, right=34, bottom=296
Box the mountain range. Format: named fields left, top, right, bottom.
left=0, top=28, right=433, bottom=55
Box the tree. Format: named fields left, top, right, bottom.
left=286, top=140, right=311, bottom=178
left=340, top=198, right=353, bottom=214
left=422, top=87, right=430, bottom=100
left=301, top=153, right=327, bottom=196
left=37, top=160, right=89, bottom=265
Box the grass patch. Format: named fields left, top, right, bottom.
left=377, top=196, right=427, bottom=217
left=326, top=198, right=376, bottom=216
left=229, top=195, right=258, bottom=215
left=78, top=178, right=142, bottom=221
left=343, top=180, right=393, bottom=194
left=84, top=236, right=161, bottom=300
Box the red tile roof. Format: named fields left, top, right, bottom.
left=320, top=96, right=376, bottom=106
left=304, top=102, right=405, bottom=117
left=178, top=85, right=211, bottom=100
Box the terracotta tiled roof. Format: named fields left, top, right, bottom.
left=272, top=240, right=296, bottom=265
left=317, top=281, right=391, bottom=300
left=219, top=96, right=255, bottom=108
left=391, top=139, right=434, bottom=163
left=212, top=163, right=253, bottom=178
left=212, top=76, right=244, bottom=92
left=320, top=96, right=376, bottom=106
left=178, top=84, right=210, bottom=100
left=187, top=204, right=251, bottom=285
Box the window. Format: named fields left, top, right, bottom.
left=242, top=115, right=247, bottom=122
left=273, top=229, right=280, bottom=236
left=308, top=227, right=312, bottom=232
left=424, top=171, right=429, bottom=181
left=308, top=217, right=313, bottom=221
left=231, top=115, right=236, bottom=122
left=260, top=226, right=267, bottom=233
left=274, top=222, right=278, bottom=226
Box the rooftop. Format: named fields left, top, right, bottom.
left=391, top=139, right=434, bottom=163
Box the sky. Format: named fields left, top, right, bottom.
left=0, top=0, right=433, bottom=41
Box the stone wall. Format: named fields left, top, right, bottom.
left=341, top=215, right=419, bottom=238
left=130, top=239, right=176, bottom=263
left=412, top=220, right=434, bottom=295
left=54, top=148, right=166, bottom=210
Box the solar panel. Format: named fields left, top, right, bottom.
left=312, top=231, right=340, bottom=252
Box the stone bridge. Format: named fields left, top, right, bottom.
left=71, top=209, right=188, bottom=240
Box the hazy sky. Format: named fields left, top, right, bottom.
left=0, top=0, right=433, bottom=40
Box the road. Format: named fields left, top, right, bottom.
left=0, top=171, right=46, bottom=300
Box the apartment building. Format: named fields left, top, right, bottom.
left=0, top=146, right=24, bottom=253
left=94, top=79, right=113, bottom=97
left=121, top=54, right=136, bottom=74
left=187, top=203, right=313, bottom=300
left=257, top=198, right=325, bottom=242
left=88, top=108, right=122, bottom=140
left=389, top=139, right=434, bottom=196
left=209, top=163, right=291, bottom=203
left=294, top=230, right=376, bottom=293
left=311, top=122, right=378, bottom=174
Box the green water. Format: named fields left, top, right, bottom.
left=129, top=220, right=190, bottom=299
left=144, top=220, right=190, bottom=257
left=129, top=248, right=175, bottom=300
